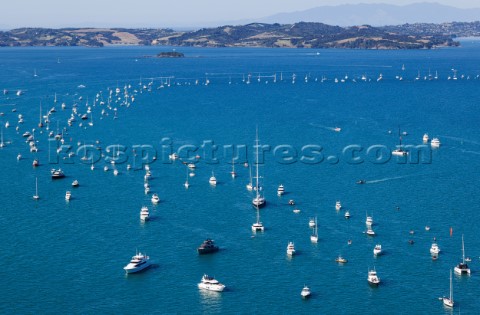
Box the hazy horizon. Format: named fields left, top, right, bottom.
left=1, top=1, right=479, bottom=29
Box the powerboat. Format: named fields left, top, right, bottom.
left=151, top=193, right=160, bottom=204
left=209, top=172, right=217, bottom=186
left=365, top=215, right=373, bottom=226
left=335, top=201, right=342, bottom=210
left=197, top=239, right=219, bottom=254
left=308, top=218, right=316, bottom=228
left=335, top=255, right=348, bottom=263
left=286, top=242, right=296, bottom=256
left=356, top=179, right=366, bottom=184
left=65, top=191, right=71, bottom=201
left=431, top=138, right=441, bottom=148
left=198, top=274, right=225, bottom=292
left=373, top=244, right=382, bottom=256
left=277, top=184, right=285, bottom=196
left=368, top=269, right=380, bottom=286
left=51, top=168, right=65, bottom=179
left=123, top=251, right=151, bottom=274
left=140, top=206, right=149, bottom=221
left=366, top=228, right=375, bottom=236
left=72, top=180, right=79, bottom=187
left=300, top=285, right=311, bottom=299
left=423, top=133, right=429, bottom=143
left=430, top=243, right=440, bottom=255
left=344, top=211, right=350, bottom=219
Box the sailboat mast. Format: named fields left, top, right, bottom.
left=461, top=234, right=465, bottom=264
left=450, top=269, right=453, bottom=302
left=255, top=127, right=260, bottom=198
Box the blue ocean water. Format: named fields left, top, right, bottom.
left=1, top=40, right=480, bottom=314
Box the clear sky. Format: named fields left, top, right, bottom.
left=0, top=0, right=477, bottom=29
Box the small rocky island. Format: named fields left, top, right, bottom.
left=156, top=51, right=184, bottom=58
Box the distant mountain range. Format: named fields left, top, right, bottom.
left=251, top=3, right=480, bottom=27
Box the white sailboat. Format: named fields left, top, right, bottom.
left=392, top=126, right=408, bottom=156
left=251, top=206, right=264, bottom=232
left=310, top=217, right=318, bottom=243
left=230, top=157, right=236, bottom=178
left=252, top=128, right=266, bottom=208
left=442, top=269, right=454, bottom=308
left=246, top=165, right=253, bottom=191
left=0, top=126, right=5, bottom=148
left=33, top=177, right=40, bottom=200
left=184, top=167, right=190, bottom=189
left=454, top=234, right=471, bottom=275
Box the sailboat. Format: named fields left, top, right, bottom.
left=442, top=269, right=454, bottom=308
left=251, top=206, right=264, bottom=232
left=392, top=126, right=408, bottom=156
left=454, top=234, right=471, bottom=275
left=310, top=217, right=318, bottom=243
left=252, top=128, right=266, bottom=208
left=230, top=156, right=236, bottom=178
left=0, top=126, right=5, bottom=148
left=246, top=165, right=253, bottom=191
left=38, top=102, right=43, bottom=128
left=184, top=167, right=190, bottom=189
left=33, top=177, right=40, bottom=200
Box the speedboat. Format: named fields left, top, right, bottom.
left=365, top=215, right=373, bottom=226
left=209, top=172, right=217, bottom=186
left=392, top=148, right=408, bottom=156
left=72, top=180, right=79, bottom=187
left=300, top=285, right=311, bottom=298
left=356, top=179, right=366, bottom=184
left=65, top=191, right=71, bottom=201
left=366, top=228, right=375, bottom=236
left=197, top=239, right=219, bottom=254
left=423, top=133, right=429, bottom=143
left=123, top=251, right=151, bottom=274
left=187, top=163, right=196, bottom=169
left=151, top=193, right=160, bottom=204
left=335, top=256, right=348, bottom=263
left=140, top=206, right=149, bottom=221
left=373, top=244, right=382, bottom=256
left=335, top=201, right=342, bottom=210
left=368, top=269, right=380, bottom=286
left=169, top=153, right=179, bottom=160
left=431, top=138, right=441, bottom=148
left=286, top=242, right=296, bottom=256
left=430, top=243, right=440, bottom=255
left=277, top=184, right=285, bottom=196
left=344, top=211, right=350, bottom=219
left=308, top=218, right=316, bottom=228
left=33, top=159, right=39, bottom=167
left=198, top=274, right=225, bottom=292
left=51, top=168, right=65, bottom=179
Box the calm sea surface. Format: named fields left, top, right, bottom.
left=1, top=40, right=480, bottom=314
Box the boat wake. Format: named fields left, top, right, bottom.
left=309, top=122, right=340, bottom=132
left=440, top=135, right=480, bottom=146
left=366, top=174, right=423, bottom=184
left=461, top=149, right=480, bottom=156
